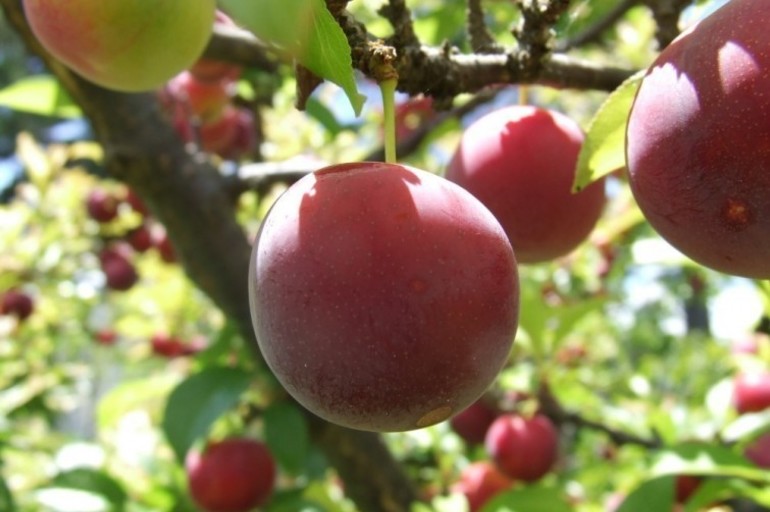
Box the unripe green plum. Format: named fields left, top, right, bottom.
left=626, top=0, right=770, bottom=278
left=249, top=162, right=519, bottom=432
left=24, top=0, right=216, bottom=92
left=446, top=106, right=606, bottom=264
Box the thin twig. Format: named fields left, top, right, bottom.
left=467, top=0, right=503, bottom=53
left=555, top=0, right=640, bottom=51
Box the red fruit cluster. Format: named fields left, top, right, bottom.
left=86, top=188, right=121, bottom=223
left=160, top=12, right=256, bottom=161
left=0, top=289, right=34, bottom=321
left=187, top=438, right=276, bottom=512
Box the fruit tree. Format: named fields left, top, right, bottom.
left=1, top=0, right=770, bottom=511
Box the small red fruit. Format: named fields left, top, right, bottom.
left=450, top=398, right=498, bottom=445
left=0, top=289, right=34, bottom=321
left=451, top=461, right=513, bottom=512
left=675, top=475, right=702, bottom=503
left=125, top=189, right=149, bottom=217
left=100, top=246, right=138, bottom=291
left=446, top=106, right=606, bottom=263
left=733, top=372, right=770, bottom=415
left=126, top=224, right=153, bottom=253
left=86, top=188, right=120, bottom=223
left=485, top=413, right=559, bottom=482
left=94, top=329, right=118, bottom=346
left=249, top=162, right=519, bottom=432
left=150, top=334, right=187, bottom=358
left=187, top=438, right=276, bottom=512
left=745, top=432, right=770, bottom=469
left=152, top=229, right=177, bottom=264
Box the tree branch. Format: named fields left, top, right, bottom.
left=467, top=0, right=503, bottom=54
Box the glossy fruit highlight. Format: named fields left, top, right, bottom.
left=24, top=0, right=216, bottom=92
left=446, top=106, right=606, bottom=263
left=626, top=0, right=770, bottom=278
left=249, top=162, right=519, bottom=432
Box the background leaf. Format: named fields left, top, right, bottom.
left=0, top=75, right=81, bottom=118
left=263, top=401, right=311, bottom=475
left=480, top=485, right=573, bottom=512
left=48, top=468, right=127, bottom=510
left=162, top=367, right=252, bottom=462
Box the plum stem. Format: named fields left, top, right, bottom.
left=380, top=78, right=398, bottom=164
left=518, top=85, right=530, bottom=106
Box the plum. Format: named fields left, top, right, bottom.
left=249, top=162, right=519, bottom=432
left=626, top=0, right=770, bottom=278
left=446, top=106, right=606, bottom=264
left=24, top=0, right=216, bottom=92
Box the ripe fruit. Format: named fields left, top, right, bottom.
left=163, top=71, right=234, bottom=121
left=152, top=229, right=177, bottom=264
left=94, top=329, right=118, bottom=346
left=24, top=0, right=216, bottom=92
left=0, top=289, right=34, bottom=321
left=86, top=188, right=120, bottom=223
left=100, top=245, right=138, bottom=291
left=126, top=223, right=153, bottom=253
left=187, top=437, right=276, bottom=512
left=394, top=96, right=435, bottom=141
left=189, top=11, right=242, bottom=83
left=249, top=162, right=519, bottom=432
left=733, top=372, right=770, bottom=414
left=451, top=461, right=513, bottom=512
left=485, top=413, right=559, bottom=482
left=745, top=432, right=770, bottom=469
left=626, top=0, right=770, bottom=278
left=450, top=398, right=499, bottom=445
left=675, top=475, right=702, bottom=503
left=446, top=105, right=605, bottom=263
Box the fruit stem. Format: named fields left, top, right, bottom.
left=518, top=85, right=530, bottom=106
left=380, top=78, right=398, bottom=164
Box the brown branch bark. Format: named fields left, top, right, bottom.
left=467, top=0, right=504, bottom=53
left=0, top=2, right=418, bottom=511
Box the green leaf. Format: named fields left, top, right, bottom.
left=480, top=486, right=573, bottom=512
left=49, top=468, right=127, bottom=510
left=652, top=443, right=770, bottom=483
left=572, top=70, right=644, bottom=192
left=0, top=471, right=16, bottom=512
left=0, top=75, right=81, bottom=118
left=221, top=0, right=365, bottom=115
left=162, top=367, right=252, bottom=463
left=263, top=401, right=310, bottom=475
left=617, top=475, right=676, bottom=512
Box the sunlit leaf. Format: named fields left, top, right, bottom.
left=573, top=71, right=644, bottom=192
left=220, top=0, right=365, bottom=115
left=0, top=75, right=81, bottom=118
left=49, top=468, right=127, bottom=510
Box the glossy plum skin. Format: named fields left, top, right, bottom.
left=485, top=414, right=559, bottom=482
left=187, top=438, right=276, bottom=512
left=445, top=106, right=606, bottom=264
left=24, top=0, right=216, bottom=92
left=626, top=0, right=770, bottom=278
left=249, top=162, right=519, bottom=432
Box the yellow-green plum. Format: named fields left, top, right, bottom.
left=626, top=0, right=770, bottom=278
left=249, top=162, right=519, bottom=432
left=446, top=106, right=606, bottom=264
left=24, top=0, right=216, bottom=92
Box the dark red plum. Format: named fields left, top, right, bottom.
left=249, top=162, right=519, bottom=432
